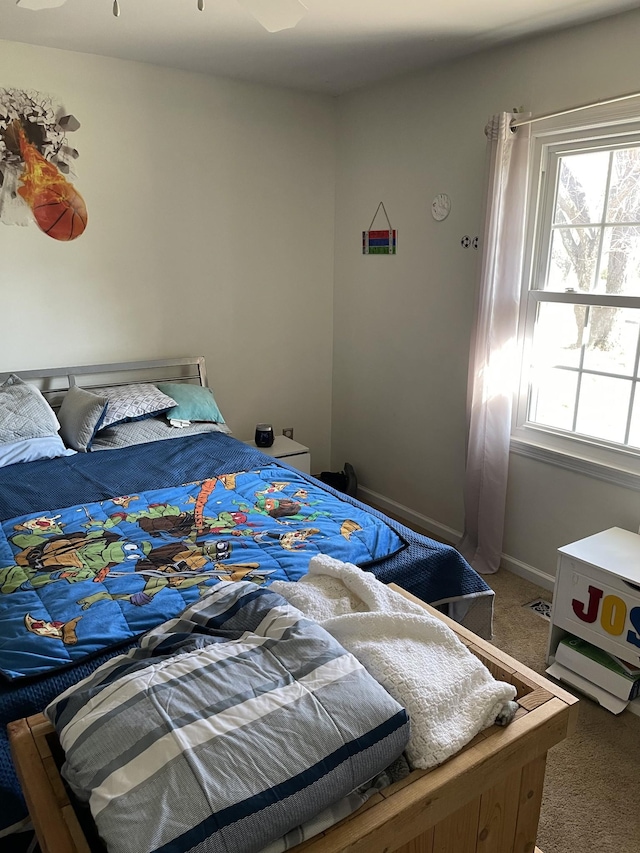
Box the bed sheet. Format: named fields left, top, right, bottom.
left=0, top=431, right=491, bottom=836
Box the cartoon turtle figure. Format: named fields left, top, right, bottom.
left=4, top=530, right=152, bottom=593
left=237, top=496, right=330, bottom=525
left=76, top=538, right=267, bottom=609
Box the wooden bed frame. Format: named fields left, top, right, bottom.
left=8, top=586, right=578, bottom=853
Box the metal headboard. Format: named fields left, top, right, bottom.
left=0, top=356, right=208, bottom=411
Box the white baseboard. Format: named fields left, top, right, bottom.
left=358, top=486, right=461, bottom=545
left=499, top=554, right=555, bottom=592
left=358, top=485, right=556, bottom=592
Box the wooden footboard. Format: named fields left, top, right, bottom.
left=8, top=586, right=578, bottom=853
left=291, top=587, right=579, bottom=853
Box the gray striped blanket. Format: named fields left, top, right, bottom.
left=46, top=581, right=410, bottom=853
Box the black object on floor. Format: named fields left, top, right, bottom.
left=5, top=831, right=39, bottom=853
left=319, top=463, right=357, bottom=497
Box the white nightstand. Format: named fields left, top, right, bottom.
left=244, top=435, right=311, bottom=474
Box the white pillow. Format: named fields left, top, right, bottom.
left=70, top=380, right=177, bottom=429
left=0, top=374, right=59, bottom=444
left=0, top=435, right=74, bottom=468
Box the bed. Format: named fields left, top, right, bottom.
left=0, top=357, right=575, bottom=852
left=8, top=595, right=579, bottom=853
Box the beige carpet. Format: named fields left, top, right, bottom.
left=486, top=569, right=640, bottom=853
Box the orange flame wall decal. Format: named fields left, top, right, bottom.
left=15, top=122, right=88, bottom=241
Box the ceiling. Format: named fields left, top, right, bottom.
left=3, top=0, right=640, bottom=95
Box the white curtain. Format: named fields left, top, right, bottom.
left=459, top=113, right=531, bottom=575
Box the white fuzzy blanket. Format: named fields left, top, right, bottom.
left=270, top=555, right=517, bottom=770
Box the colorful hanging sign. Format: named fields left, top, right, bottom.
left=362, top=202, right=397, bottom=255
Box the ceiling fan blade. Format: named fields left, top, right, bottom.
left=15, top=0, right=307, bottom=32
left=16, top=0, right=68, bottom=9
left=236, top=0, right=307, bottom=33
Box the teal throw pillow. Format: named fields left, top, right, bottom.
left=156, top=383, right=225, bottom=424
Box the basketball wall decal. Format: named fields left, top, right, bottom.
left=0, top=88, right=88, bottom=241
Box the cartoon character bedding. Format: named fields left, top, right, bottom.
left=0, top=465, right=404, bottom=679
left=0, top=431, right=491, bottom=837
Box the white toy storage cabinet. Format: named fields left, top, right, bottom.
left=546, top=527, right=640, bottom=714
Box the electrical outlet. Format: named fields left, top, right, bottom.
left=282, top=427, right=294, bottom=440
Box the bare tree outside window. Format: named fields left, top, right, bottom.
left=553, top=148, right=640, bottom=349
left=523, top=142, right=640, bottom=450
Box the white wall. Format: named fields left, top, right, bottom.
left=6, top=12, right=640, bottom=583
left=332, top=8, right=640, bottom=582
left=0, top=40, right=336, bottom=468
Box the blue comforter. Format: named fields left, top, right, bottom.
left=0, top=464, right=404, bottom=679
left=0, top=431, right=490, bottom=835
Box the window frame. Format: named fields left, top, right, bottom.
left=511, top=109, right=640, bottom=489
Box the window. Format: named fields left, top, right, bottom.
left=514, top=116, right=640, bottom=485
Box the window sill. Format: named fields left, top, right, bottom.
left=510, top=435, right=640, bottom=492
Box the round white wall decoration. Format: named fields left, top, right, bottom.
left=431, top=193, right=451, bottom=221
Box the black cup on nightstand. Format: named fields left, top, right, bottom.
left=255, top=423, right=274, bottom=448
